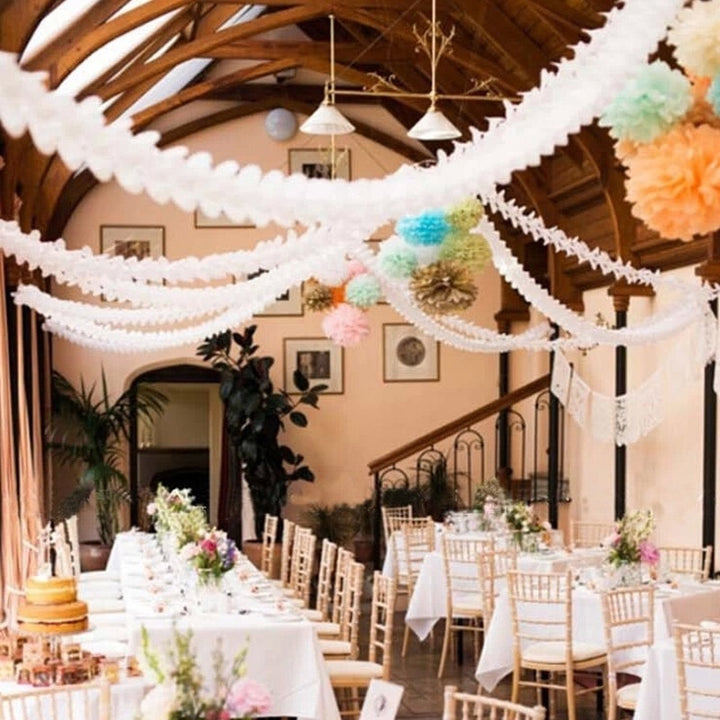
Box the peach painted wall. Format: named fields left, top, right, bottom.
left=51, top=109, right=503, bottom=537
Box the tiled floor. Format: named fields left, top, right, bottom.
left=357, top=594, right=605, bottom=720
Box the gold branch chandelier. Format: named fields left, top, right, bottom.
left=300, top=0, right=511, bottom=141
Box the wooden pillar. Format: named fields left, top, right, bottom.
left=548, top=325, right=560, bottom=528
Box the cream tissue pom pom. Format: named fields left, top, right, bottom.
left=668, top=0, right=720, bottom=78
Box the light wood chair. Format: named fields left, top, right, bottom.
left=442, top=685, right=546, bottom=720
left=313, top=547, right=354, bottom=639
left=601, top=585, right=655, bottom=720
left=674, top=622, right=720, bottom=719
left=387, top=515, right=434, bottom=604
left=260, top=514, right=279, bottom=578
left=507, top=570, right=607, bottom=720
left=0, top=680, right=111, bottom=720
left=401, top=518, right=436, bottom=656
left=284, top=527, right=316, bottom=608
left=63, top=516, right=118, bottom=583
left=326, top=571, right=397, bottom=719
left=477, top=540, right=518, bottom=624
left=274, top=518, right=296, bottom=589
left=319, top=560, right=365, bottom=659
left=658, top=545, right=713, bottom=582
left=571, top=520, right=615, bottom=549
left=302, top=538, right=338, bottom=622
left=437, top=535, right=490, bottom=678
left=381, top=505, right=413, bottom=546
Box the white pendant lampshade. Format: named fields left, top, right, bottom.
left=300, top=102, right=355, bottom=135
left=407, top=106, right=461, bottom=141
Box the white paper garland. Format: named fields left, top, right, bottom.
left=0, top=0, right=682, bottom=229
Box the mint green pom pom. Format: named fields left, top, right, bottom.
left=599, top=61, right=692, bottom=143
left=439, top=232, right=492, bottom=271
left=345, top=274, right=382, bottom=308
left=378, top=244, right=418, bottom=278
left=446, top=198, right=484, bottom=231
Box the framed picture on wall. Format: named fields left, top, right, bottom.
left=383, top=323, right=439, bottom=382
left=194, top=209, right=256, bottom=228
left=284, top=338, right=344, bottom=394
left=100, top=225, right=165, bottom=259
left=244, top=269, right=303, bottom=317
left=289, top=148, right=351, bottom=180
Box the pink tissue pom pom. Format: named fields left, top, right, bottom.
left=322, top=304, right=370, bottom=347
left=344, top=259, right=367, bottom=281
left=225, top=678, right=272, bottom=717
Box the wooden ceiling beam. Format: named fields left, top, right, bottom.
left=522, top=0, right=605, bottom=30
left=451, top=0, right=550, bottom=86
left=333, top=6, right=524, bottom=93
left=131, top=58, right=302, bottom=130
left=79, top=7, right=193, bottom=99
left=205, top=39, right=393, bottom=64
left=0, top=0, right=60, bottom=53
left=95, top=4, right=331, bottom=101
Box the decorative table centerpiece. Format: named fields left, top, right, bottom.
left=505, top=501, right=548, bottom=553
left=140, top=627, right=271, bottom=720
left=604, top=509, right=659, bottom=587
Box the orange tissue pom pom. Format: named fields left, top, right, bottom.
left=625, top=123, right=720, bottom=241
left=330, top=285, right=345, bottom=306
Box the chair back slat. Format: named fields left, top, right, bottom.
left=571, top=520, right=615, bottom=549
left=659, top=546, right=713, bottom=582
left=316, top=539, right=338, bottom=621
left=674, top=622, right=720, bottom=719
left=442, top=685, right=546, bottom=720
left=368, top=571, right=397, bottom=679
left=260, top=514, right=279, bottom=578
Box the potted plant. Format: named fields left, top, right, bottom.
left=197, top=325, right=325, bottom=542
left=49, top=370, right=167, bottom=568
left=303, top=503, right=359, bottom=549
left=352, top=498, right=375, bottom=563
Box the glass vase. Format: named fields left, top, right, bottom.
left=613, top=561, right=643, bottom=588
left=196, top=571, right=228, bottom=613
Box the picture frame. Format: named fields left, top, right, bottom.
left=100, top=225, right=164, bottom=259
left=383, top=323, right=439, bottom=383
left=245, top=269, right=303, bottom=317
left=284, top=338, right=344, bottom=394
left=194, top=209, right=255, bottom=228
left=289, top=148, right=351, bottom=181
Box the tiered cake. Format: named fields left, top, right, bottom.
left=17, top=577, right=88, bottom=635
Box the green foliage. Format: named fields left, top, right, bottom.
left=303, top=503, right=360, bottom=548
left=417, top=457, right=459, bottom=521
left=49, top=370, right=167, bottom=545
left=197, top=325, right=325, bottom=540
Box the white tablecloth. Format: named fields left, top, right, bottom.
left=130, top=615, right=339, bottom=720
left=633, top=639, right=680, bottom=720
left=405, top=548, right=607, bottom=641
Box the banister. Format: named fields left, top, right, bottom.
left=367, top=373, right=551, bottom=474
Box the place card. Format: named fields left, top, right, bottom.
left=360, top=679, right=404, bottom=720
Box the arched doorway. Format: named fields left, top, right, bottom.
left=129, top=364, right=220, bottom=526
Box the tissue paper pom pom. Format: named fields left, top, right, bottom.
left=445, top=198, right=484, bottom=231
left=322, top=304, right=370, bottom=346
left=344, top=259, right=367, bottom=281
left=615, top=138, right=640, bottom=162
left=331, top=285, right=346, bottom=306
left=303, top=282, right=333, bottom=312
left=397, top=210, right=450, bottom=246
left=707, top=75, right=720, bottom=116
left=669, top=0, right=720, bottom=78
left=378, top=243, right=418, bottom=278
left=599, top=61, right=692, bottom=142
left=625, top=123, right=720, bottom=241
left=409, top=261, right=478, bottom=315
left=439, top=232, right=492, bottom=271
left=345, top=274, right=382, bottom=308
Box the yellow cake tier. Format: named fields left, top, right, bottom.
left=17, top=599, right=88, bottom=635
left=25, top=576, right=77, bottom=605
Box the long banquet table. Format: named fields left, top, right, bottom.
left=86, top=531, right=341, bottom=720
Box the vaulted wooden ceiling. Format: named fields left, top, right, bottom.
left=0, top=0, right=712, bottom=318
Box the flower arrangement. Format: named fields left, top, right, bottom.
left=140, top=627, right=271, bottom=720
left=605, top=509, right=659, bottom=568
left=148, top=485, right=208, bottom=548
left=180, top=528, right=239, bottom=585
left=505, top=501, right=545, bottom=534
left=472, top=478, right=507, bottom=531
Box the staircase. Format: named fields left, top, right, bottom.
left=367, top=374, right=568, bottom=566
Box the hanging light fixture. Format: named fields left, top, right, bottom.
left=301, top=0, right=510, bottom=142
left=300, top=15, right=355, bottom=136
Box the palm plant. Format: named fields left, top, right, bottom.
left=50, top=370, right=167, bottom=545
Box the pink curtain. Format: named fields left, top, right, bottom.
left=16, top=305, right=42, bottom=579
left=0, top=259, right=22, bottom=621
